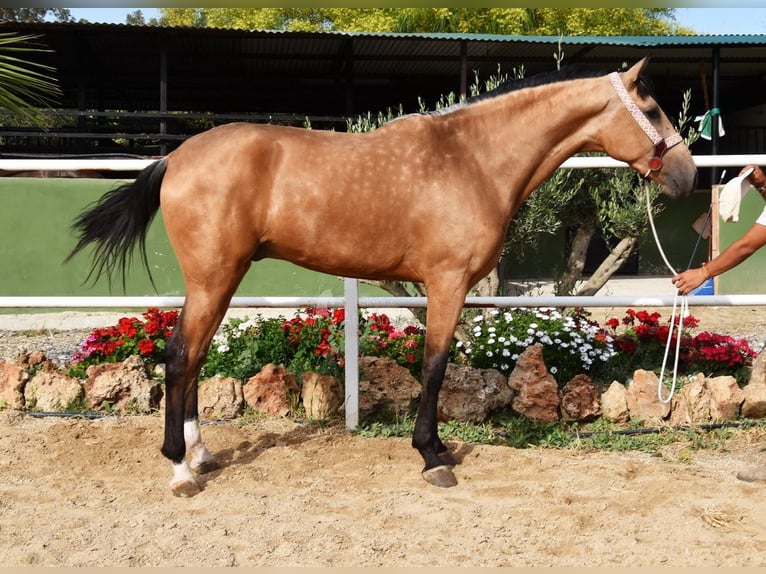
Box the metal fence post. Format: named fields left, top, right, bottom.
left=343, top=277, right=360, bottom=429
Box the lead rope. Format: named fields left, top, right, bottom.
left=644, top=184, right=687, bottom=403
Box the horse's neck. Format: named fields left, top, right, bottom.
left=446, top=77, right=607, bottom=209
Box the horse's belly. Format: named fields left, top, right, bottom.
left=259, top=240, right=418, bottom=283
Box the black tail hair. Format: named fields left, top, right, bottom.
left=65, top=158, right=167, bottom=290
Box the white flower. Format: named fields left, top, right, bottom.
left=217, top=343, right=230, bottom=353
left=550, top=366, right=558, bottom=374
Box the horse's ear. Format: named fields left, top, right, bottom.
left=623, top=57, right=651, bottom=82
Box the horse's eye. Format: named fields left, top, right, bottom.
left=646, top=108, right=661, bottom=121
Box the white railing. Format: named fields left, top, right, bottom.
left=3, top=154, right=766, bottom=429
left=2, top=153, right=766, bottom=172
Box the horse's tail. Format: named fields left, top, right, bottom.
left=65, top=158, right=167, bottom=289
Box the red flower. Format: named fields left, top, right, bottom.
left=614, top=337, right=637, bottom=355
left=138, top=339, right=155, bottom=355
left=331, top=308, right=345, bottom=325
left=314, top=340, right=332, bottom=356
left=118, top=317, right=138, bottom=339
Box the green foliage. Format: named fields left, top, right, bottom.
left=0, top=33, right=62, bottom=126
left=0, top=9, right=72, bottom=23
left=202, top=307, right=425, bottom=382
left=157, top=8, right=687, bottom=36
left=202, top=315, right=292, bottom=381
left=63, top=395, right=89, bottom=415
left=356, top=410, right=745, bottom=456
left=503, top=168, right=583, bottom=259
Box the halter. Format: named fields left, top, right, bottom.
left=608, top=71, right=683, bottom=177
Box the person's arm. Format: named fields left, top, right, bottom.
left=673, top=222, right=766, bottom=294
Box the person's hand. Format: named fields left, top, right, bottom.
left=672, top=267, right=707, bottom=295
left=741, top=164, right=766, bottom=197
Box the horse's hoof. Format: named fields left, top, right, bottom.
left=170, top=479, right=202, bottom=498
left=422, top=465, right=458, bottom=488
left=192, top=459, right=220, bottom=475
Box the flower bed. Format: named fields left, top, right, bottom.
left=65, top=306, right=757, bottom=388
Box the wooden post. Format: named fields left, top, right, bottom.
left=711, top=184, right=721, bottom=294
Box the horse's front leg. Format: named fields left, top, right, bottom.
left=412, top=286, right=465, bottom=488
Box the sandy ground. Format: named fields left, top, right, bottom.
left=1, top=297, right=766, bottom=567
left=1, top=412, right=766, bottom=567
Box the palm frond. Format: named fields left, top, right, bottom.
left=0, top=32, right=61, bottom=125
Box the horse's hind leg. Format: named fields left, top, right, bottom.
left=161, top=268, right=249, bottom=497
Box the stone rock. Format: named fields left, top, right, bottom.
left=0, top=362, right=29, bottom=410
left=83, top=355, right=162, bottom=413
left=741, top=381, right=766, bottom=419
left=507, top=344, right=560, bottom=422
left=625, top=370, right=671, bottom=422
left=198, top=376, right=244, bottom=420
left=359, top=356, right=421, bottom=418
left=12, top=350, right=52, bottom=371
left=707, top=376, right=744, bottom=421
left=301, top=372, right=342, bottom=420
left=749, top=348, right=766, bottom=387
left=560, top=374, right=600, bottom=422
left=243, top=363, right=299, bottom=417
left=600, top=381, right=630, bottom=423
left=24, top=370, right=83, bottom=412
left=669, top=373, right=709, bottom=425
left=437, top=363, right=512, bottom=423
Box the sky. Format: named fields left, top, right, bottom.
left=64, top=7, right=766, bottom=35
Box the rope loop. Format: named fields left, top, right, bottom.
left=644, top=184, right=686, bottom=403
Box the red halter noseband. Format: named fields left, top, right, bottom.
left=608, top=71, right=683, bottom=177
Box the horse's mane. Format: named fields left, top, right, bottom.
left=386, top=64, right=656, bottom=124
left=426, top=64, right=656, bottom=116
left=469, top=65, right=605, bottom=104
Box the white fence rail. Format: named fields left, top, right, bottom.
left=2, top=153, right=766, bottom=173
left=3, top=154, right=766, bottom=429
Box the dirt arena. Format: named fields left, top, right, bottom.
left=1, top=304, right=765, bottom=567
left=1, top=411, right=765, bottom=567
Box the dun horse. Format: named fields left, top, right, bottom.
left=68, top=58, right=697, bottom=497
